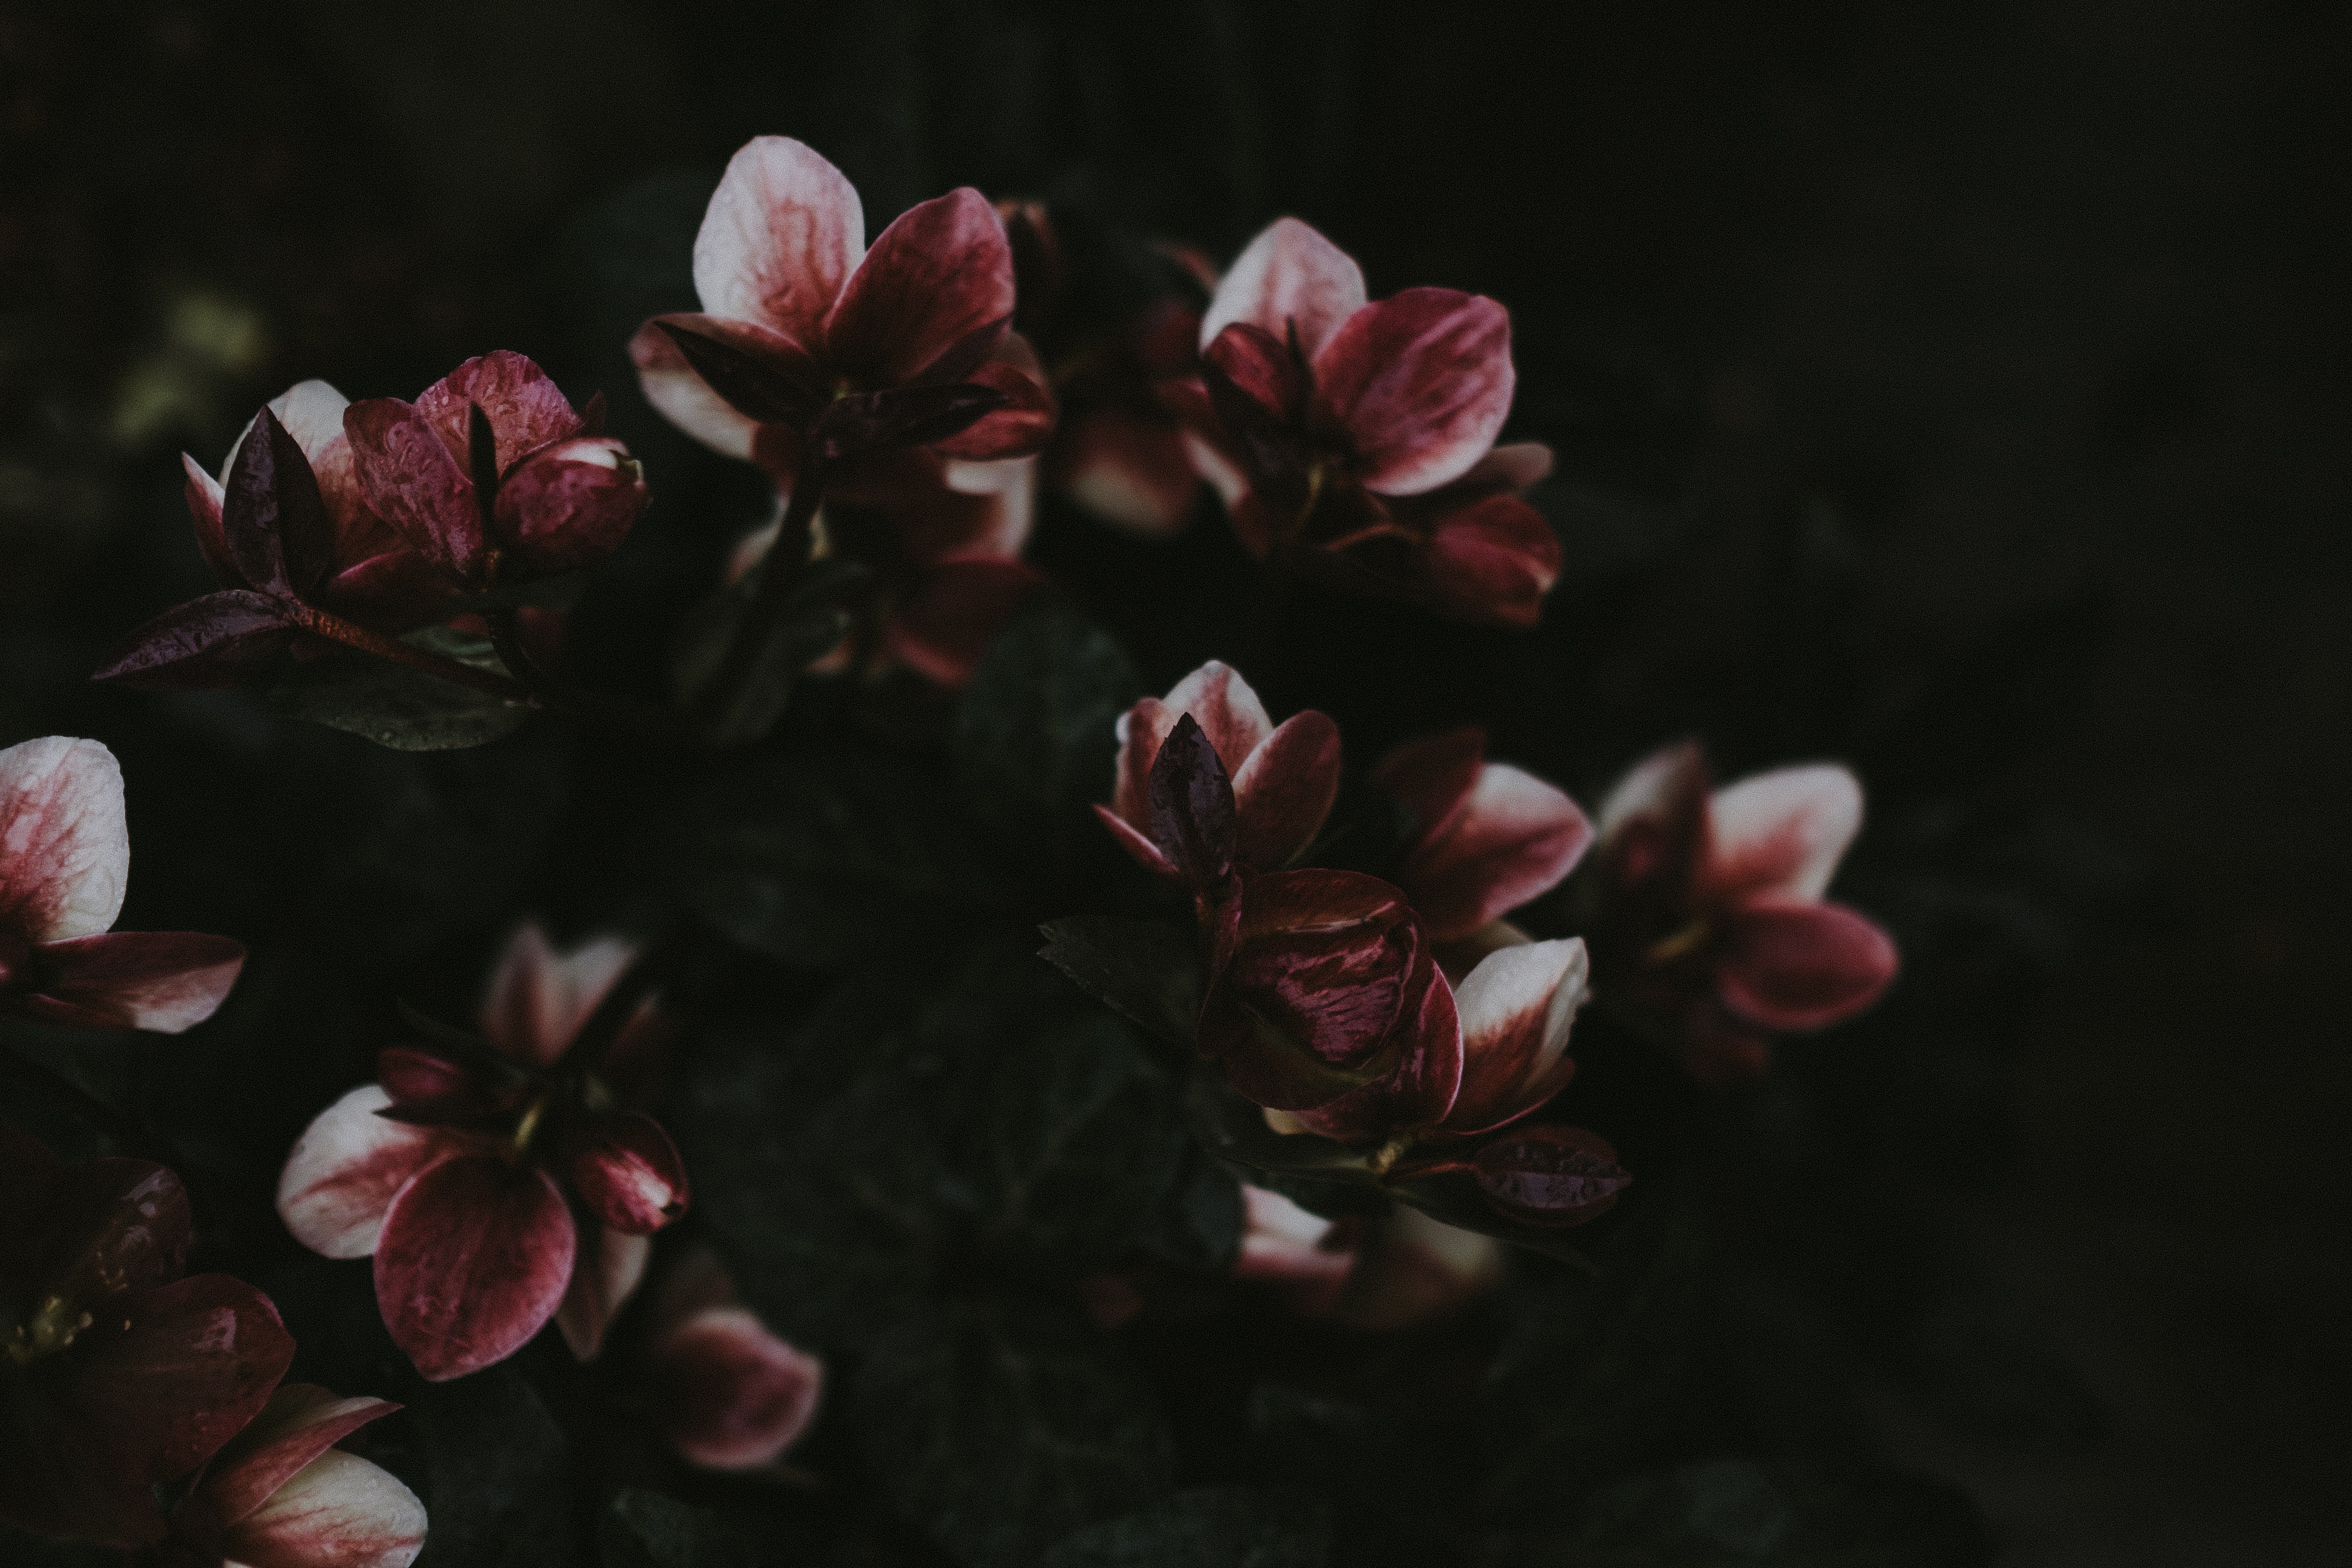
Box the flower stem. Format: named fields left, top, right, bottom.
left=289, top=603, right=536, bottom=704
left=694, top=455, right=830, bottom=735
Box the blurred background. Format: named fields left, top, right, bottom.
left=0, top=2, right=2343, bottom=1563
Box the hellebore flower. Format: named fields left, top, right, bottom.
left=632, top=137, right=1054, bottom=478
left=147, top=1383, right=425, bottom=1568
left=1590, top=743, right=1900, bottom=1083
left=1372, top=726, right=1593, bottom=944
left=1000, top=198, right=1211, bottom=536
left=1169, top=217, right=1560, bottom=626
left=0, top=736, right=245, bottom=1032
left=343, top=352, right=648, bottom=595
left=1232, top=1184, right=1358, bottom=1316
left=276, top=925, right=685, bottom=1382
left=0, top=1132, right=294, bottom=1547
left=643, top=1247, right=822, bottom=1473
left=1096, top=661, right=1341, bottom=888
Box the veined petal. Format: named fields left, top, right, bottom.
left=1707, top=764, right=1864, bottom=902
left=1286, top=937, right=1463, bottom=1142
left=221, top=1447, right=427, bottom=1568
left=1200, top=217, right=1365, bottom=362
left=823, top=188, right=1014, bottom=388
left=1398, top=762, right=1591, bottom=941
left=0, top=736, right=129, bottom=943
left=481, top=924, right=637, bottom=1068
left=193, top=1384, right=401, bottom=1531
left=342, top=399, right=483, bottom=586
left=1441, top=938, right=1587, bottom=1134
left=414, top=353, right=578, bottom=471
left=1311, top=288, right=1513, bottom=497
left=276, top=1086, right=447, bottom=1260
left=1231, top=710, right=1341, bottom=873
left=493, top=437, right=647, bottom=577
left=373, top=1153, right=576, bottom=1382
left=553, top=1226, right=649, bottom=1361
left=563, top=1112, right=688, bottom=1236
left=23, top=931, right=246, bottom=1033
left=1716, top=895, right=1898, bottom=1031
left=651, top=1307, right=824, bottom=1471
left=694, top=136, right=865, bottom=344
left=1201, top=321, right=1303, bottom=426
left=1160, top=660, right=1276, bottom=778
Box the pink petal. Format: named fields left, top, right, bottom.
left=553, top=1226, right=650, bottom=1361
left=1233, top=1185, right=1355, bottom=1309
left=1286, top=938, right=1464, bottom=1142
left=1310, top=288, right=1513, bottom=497
left=886, top=452, right=1035, bottom=566
left=822, top=188, right=1014, bottom=388
left=1706, top=764, right=1864, bottom=903
left=1230, top=710, right=1341, bottom=872
left=0, top=736, right=128, bottom=943
left=1596, top=740, right=1710, bottom=845
left=1334, top=1204, right=1502, bottom=1331
left=492, top=436, right=648, bottom=576
left=1053, top=407, right=1200, bottom=536
left=628, top=319, right=763, bottom=460
left=884, top=557, right=1049, bottom=688
left=694, top=136, right=865, bottom=344
left=480, top=924, right=637, bottom=1069
left=1201, top=320, right=1304, bottom=426
left=1092, top=803, right=1179, bottom=881
left=221, top=1447, right=427, bottom=1568
left=1372, top=727, right=1485, bottom=847
left=564, top=1111, right=689, bottom=1235
left=651, top=1307, right=825, bottom=1471
left=1200, top=217, right=1366, bottom=363
left=21, top=931, right=246, bottom=1033
left=1716, top=895, right=1898, bottom=1032
left=342, top=399, right=482, bottom=585
left=1441, top=938, right=1587, bottom=1134
left=1422, top=494, right=1560, bottom=629
left=1397, top=763, right=1591, bottom=942
left=415, top=352, right=580, bottom=471
left=1161, top=661, right=1276, bottom=780
left=374, top=1152, right=577, bottom=1382
left=927, top=331, right=1057, bottom=461
left=194, top=1384, right=401, bottom=1531
left=1450, top=440, right=1553, bottom=493
left=183, top=452, right=235, bottom=586
left=276, top=1087, right=449, bottom=1260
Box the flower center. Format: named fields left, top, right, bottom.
left=1644, top=917, right=1715, bottom=967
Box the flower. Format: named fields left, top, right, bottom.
left=1233, top=1184, right=1358, bottom=1315
left=1000, top=198, right=1211, bottom=536
left=0, top=1131, right=294, bottom=1547
left=1589, top=743, right=1900, bottom=1083
left=276, top=924, right=685, bottom=1382
left=343, top=352, right=648, bottom=594
left=642, top=1247, right=823, bottom=1473
left=1095, top=660, right=1341, bottom=888
left=0, top=736, right=245, bottom=1032
left=1169, top=217, right=1559, bottom=626
left=1429, top=935, right=1590, bottom=1138
left=632, top=137, right=1054, bottom=478
left=1371, top=726, right=1593, bottom=943
left=147, top=1383, right=425, bottom=1568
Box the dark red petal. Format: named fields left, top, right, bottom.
left=1311, top=287, right=1513, bottom=497
left=1396, top=763, right=1591, bottom=943
left=1421, top=493, right=1560, bottom=628
left=553, top=1225, right=649, bottom=1361
left=1202, top=320, right=1304, bottom=426
left=319, top=549, right=450, bottom=633
left=1200, top=323, right=1308, bottom=494
left=89, top=590, right=299, bottom=691
left=926, top=332, right=1056, bottom=461
left=823, top=187, right=1015, bottom=388
left=651, top=1307, right=825, bottom=1471
left=1230, top=710, right=1341, bottom=873
left=1146, top=713, right=1237, bottom=893
left=1051, top=406, right=1199, bottom=536
left=1471, top=1125, right=1628, bottom=1226
left=373, top=1152, right=576, bottom=1382
left=882, top=557, right=1048, bottom=688
left=492, top=437, right=648, bottom=577
left=0, top=735, right=129, bottom=943
left=645, top=313, right=832, bottom=427
left=564, top=1112, right=689, bottom=1236
left=1092, top=802, right=1180, bottom=881
left=375, top=1047, right=476, bottom=1107
left=1372, top=728, right=1486, bottom=848
left=1716, top=895, right=1899, bottom=1031
left=19, top=931, right=246, bottom=1033
left=192, top=1383, right=401, bottom=1531
left=817, top=381, right=1011, bottom=462
left=1285, top=936, right=1464, bottom=1141
left=415, top=351, right=579, bottom=471
left=342, top=399, right=484, bottom=586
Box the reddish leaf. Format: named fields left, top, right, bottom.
left=1470, top=1125, right=1628, bottom=1226
left=1145, top=714, right=1237, bottom=894
left=90, top=591, right=298, bottom=691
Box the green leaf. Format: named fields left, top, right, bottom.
left=1037, top=916, right=1203, bottom=1052
left=670, top=555, right=869, bottom=747
left=955, top=600, right=1138, bottom=862
left=1036, top=1488, right=1332, bottom=1568
left=268, top=627, right=530, bottom=751
left=853, top=1292, right=1176, bottom=1568
left=599, top=1490, right=761, bottom=1568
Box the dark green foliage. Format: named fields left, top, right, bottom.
left=268, top=628, right=532, bottom=751
left=1036, top=1487, right=1333, bottom=1568
left=1036, top=915, right=1202, bottom=1052
left=600, top=1490, right=764, bottom=1568
left=400, top=1370, right=580, bottom=1568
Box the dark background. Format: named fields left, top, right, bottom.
left=1, top=2, right=2344, bottom=1563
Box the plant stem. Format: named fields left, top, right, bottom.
left=694, top=455, right=830, bottom=733
left=291, top=603, right=536, bottom=703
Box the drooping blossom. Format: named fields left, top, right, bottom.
left=1588, top=742, right=1900, bottom=1083
left=144, top=1383, right=426, bottom=1568
left=642, top=1247, right=822, bottom=1473
left=1167, top=217, right=1560, bottom=626
left=631, top=136, right=1054, bottom=483
left=1096, top=661, right=1341, bottom=889
left=1000, top=199, right=1210, bottom=536
left=0, top=736, right=245, bottom=1032
left=0, top=1131, right=294, bottom=1546
left=276, top=924, right=684, bottom=1382
left=1372, top=726, right=1593, bottom=944
left=727, top=449, right=1046, bottom=688
left=343, top=352, right=648, bottom=595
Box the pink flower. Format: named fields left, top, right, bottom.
left=0, top=1131, right=295, bottom=1547
left=1168, top=218, right=1559, bottom=626
left=1591, top=743, right=1901, bottom=1083
left=276, top=925, right=684, bottom=1382
left=343, top=352, right=648, bottom=594
left=643, top=1248, right=823, bottom=1473
left=0, top=737, right=245, bottom=1032
left=632, top=137, right=1054, bottom=476
left=150, top=1383, right=425, bottom=1568
left=1371, top=726, right=1593, bottom=943
left=1095, top=661, right=1341, bottom=888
